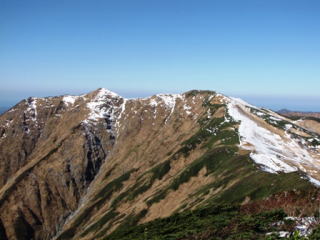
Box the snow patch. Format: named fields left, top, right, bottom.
left=157, top=94, right=182, bottom=109
left=183, top=104, right=192, bottom=115
left=285, top=216, right=317, bottom=236
left=285, top=124, right=293, bottom=131
left=307, top=176, right=320, bottom=187
left=24, top=98, right=38, bottom=126
left=115, top=99, right=127, bottom=133
left=226, top=97, right=318, bottom=174
left=4, top=120, right=13, bottom=128
left=98, top=88, right=119, bottom=98
left=82, top=88, right=127, bottom=137
left=149, top=98, right=158, bottom=107
left=267, top=216, right=318, bottom=237
left=228, top=97, right=255, bottom=108
left=266, top=231, right=290, bottom=238
left=84, top=88, right=120, bottom=123
left=256, top=112, right=265, bottom=117
left=154, top=94, right=182, bottom=124
left=269, top=116, right=281, bottom=121
left=149, top=94, right=192, bottom=118
left=63, top=95, right=80, bottom=106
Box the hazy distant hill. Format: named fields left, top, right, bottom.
left=1, top=89, right=320, bottom=240
left=278, top=109, right=320, bottom=119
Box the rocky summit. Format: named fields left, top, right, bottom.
left=1, top=88, right=320, bottom=240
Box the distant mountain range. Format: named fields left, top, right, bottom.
left=1, top=89, right=320, bottom=239
left=278, top=109, right=320, bottom=119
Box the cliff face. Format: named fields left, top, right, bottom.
left=0, top=89, right=123, bottom=239
left=0, top=89, right=320, bottom=240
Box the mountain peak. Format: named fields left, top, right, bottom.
left=93, top=88, right=121, bottom=98
left=1, top=89, right=320, bottom=239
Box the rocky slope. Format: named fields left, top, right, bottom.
left=278, top=110, right=320, bottom=136
left=0, top=88, right=320, bottom=240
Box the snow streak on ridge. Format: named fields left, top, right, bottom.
left=226, top=96, right=320, bottom=186
left=83, top=88, right=121, bottom=124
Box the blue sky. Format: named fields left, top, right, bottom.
left=1, top=0, right=320, bottom=111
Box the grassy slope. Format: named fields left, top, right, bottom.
left=105, top=204, right=286, bottom=240
left=103, top=157, right=318, bottom=240
left=102, top=100, right=319, bottom=239
left=59, top=94, right=320, bottom=240
left=105, top=204, right=320, bottom=240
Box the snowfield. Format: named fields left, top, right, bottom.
left=83, top=88, right=120, bottom=124
left=226, top=97, right=320, bottom=185
left=63, top=95, right=80, bottom=106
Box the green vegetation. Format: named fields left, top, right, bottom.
left=94, top=169, right=137, bottom=201
left=250, top=108, right=291, bottom=130
left=146, top=99, right=315, bottom=207
left=215, top=171, right=314, bottom=204
left=148, top=146, right=315, bottom=207
left=177, top=116, right=238, bottom=157
left=268, top=119, right=290, bottom=130
left=305, top=116, right=320, bottom=123
left=99, top=209, right=149, bottom=240
left=103, top=165, right=116, bottom=180
left=128, top=160, right=171, bottom=200
left=110, top=160, right=171, bottom=207
left=310, top=138, right=320, bottom=147
left=80, top=209, right=148, bottom=239
left=198, top=150, right=314, bottom=205
left=281, top=115, right=320, bottom=124
left=102, top=204, right=307, bottom=240
left=282, top=115, right=303, bottom=121
left=250, top=108, right=320, bottom=144
left=61, top=97, right=320, bottom=240
left=149, top=160, right=171, bottom=181
left=309, top=226, right=320, bottom=240
left=58, top=204, right=97, bottom=239
left=62, top=168, right=140, bottom=239
left=80, top=209, right=119, bottom=237
left=205, top=129, right=239, bottom=148
left=289, top=131, right=320, bottom=148
left=171, top=147, right=237, bottom=190
left=147, top=146, right=238, bottom=206
left=175, top=94, right=239, bottom=157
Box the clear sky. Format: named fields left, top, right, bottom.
left=1, top=0, right=320, bottom=111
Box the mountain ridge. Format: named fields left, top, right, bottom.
left=0, top=88, right=320, bottom=240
